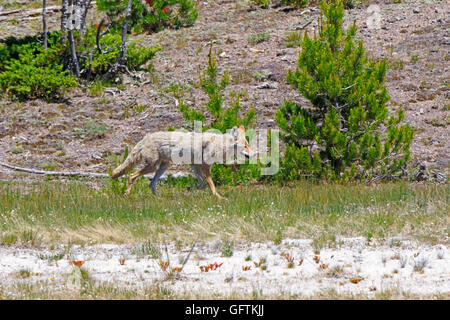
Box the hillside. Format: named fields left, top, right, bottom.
left=0, top=0, right=448, bottom=179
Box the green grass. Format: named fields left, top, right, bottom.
left=0, top=179, right=448, bottom=246
left=88, top=81, right=105, bottom=97
left=38, top=162, right=58, bottom=171
left=284, top=31, right=303, bottom=48
left=247, top=32, right=271, bottom=45
left=251, top=0, right=270, bottom=8
left=0, top=280, right=447, bottom=300
left=9, top=146, right=24, bottom=154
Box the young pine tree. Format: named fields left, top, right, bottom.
left=97, top=0, right=198, bottom=33
left=178, top=44, right=259, bottom=185
left=179, top=43, right=256, bottom=133
left=276, top=0, right=413, bottom=181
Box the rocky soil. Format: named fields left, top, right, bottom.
left=0, top=0, right=449, bottom=180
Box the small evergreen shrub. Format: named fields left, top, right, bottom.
left=85, top=119, right=108, bottom=139
left=276, top=0, right=413, bottom=181
left=81, top=28, right=163, bottom=77
left=0, top=33, right=77, bottom=101
left=0, top=28, right=161, bottom=100
left=97, top=0, right=198, bottom=33
left=251, top=0, right=270, bottom=8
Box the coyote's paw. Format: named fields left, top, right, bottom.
left=215, top=194, right=227, bottom=201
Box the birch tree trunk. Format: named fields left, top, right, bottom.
left=118, top=0, right=133, bottom=66
left=67, top=0, right=80, bottom=77
left=60, top=0, right=69, bottom=44
left=42, top=0, right=47, bottom=49
left=78, top=0, right=91, bottom=36
left=104, top=0, right=133, bottom=78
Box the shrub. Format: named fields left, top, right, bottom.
left=0, top=3, right=165, bottom=101
left=126, top=41, right=163, bottom=70
left=88, top=81, right=105, bottom=97
left=97, top=0, right=198, bottom=33
left=283, top=0, right=310, bottom=7
left=251, top=0, right=270, bottom=8
left=0, top=33, right=77, bottom=101
left=85, top=119, right=108, bottom=139
left=253, top=0, right=314, bottom=8
left=81, top=28, right=163, bottom=77
left=276, top=0, right=413, bottom=181
left=252, top=0, right=357, bottom=9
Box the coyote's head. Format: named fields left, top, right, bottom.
left=231, top=126, right=256, bottom=159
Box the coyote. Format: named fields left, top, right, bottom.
left=111, top=126, right=255, bottom=199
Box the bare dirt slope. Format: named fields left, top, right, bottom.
left=0, top=0, right=449, bottom=180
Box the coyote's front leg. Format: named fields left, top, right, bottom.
left=125, top=164, right=155, bottom=196
left=199, top=164, right=225, bottom=200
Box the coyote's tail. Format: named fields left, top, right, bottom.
left=111, top=144, right=142, bottom=178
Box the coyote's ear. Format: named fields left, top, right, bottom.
left=231, top=126, right=238, bottom=139
left=238, top=126, right=245, bottom=136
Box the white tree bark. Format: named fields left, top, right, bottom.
left=42, top=0, right=47, bottom=49
left=60, top=0, right=69, bottom=44
left=103, top=0, right=133, bottom=79
left=118, top=0, right=133, bottom=66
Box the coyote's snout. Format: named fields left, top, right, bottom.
left=111, top=126, right=255, bottom=199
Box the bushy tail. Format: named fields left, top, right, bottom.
left=111, top=145, right=142, bottom=178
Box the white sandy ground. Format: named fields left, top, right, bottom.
left=0, top=238, right=449, bottom=298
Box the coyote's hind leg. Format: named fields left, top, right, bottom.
left=189, top=164, right=206, bottom=191
left=150, top=161, right=169, bottom=196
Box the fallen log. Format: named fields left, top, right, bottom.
left=0, top=5, right=62, bottom=17
left=0, top=162, right=109, bottom=178
left=0, top=2, right=96, bottom=17
left=0, top=162, right=189, bottom=179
